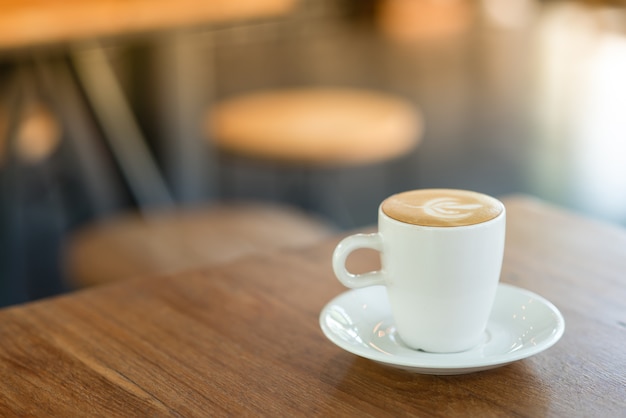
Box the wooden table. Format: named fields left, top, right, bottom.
left=0, top=196, right=624, bottom=416
left=0, top=0, right=296, bottom=50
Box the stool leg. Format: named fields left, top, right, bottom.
left=215, top=151, right=253, bottom=200
left=1, top=64, right=74, bottom=304
left=147, top=32, right=215, bottom=203
left=0, top=68, right=30, bottom=306
left=70, top=44, right=174, bottom=210
left=33, top=57, right=124, bottom=216
left=281, top=166, right=309, bottom=210
left=317, top=168, right=357, bottom=228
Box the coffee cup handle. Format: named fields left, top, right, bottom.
left=332, top=233, right=385, bottom=288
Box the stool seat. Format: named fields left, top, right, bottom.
left=206, top=88, right=423, bottom=166
left=64, top=202, right=336, bottom=287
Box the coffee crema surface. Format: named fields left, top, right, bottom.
left=381, top=189, right=504, bottom=227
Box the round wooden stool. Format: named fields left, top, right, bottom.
left=204, top=88, right=423, bottom=224
left=206, top=88, right=423, bottom=166
left=64, top=202, right=336, bottom=288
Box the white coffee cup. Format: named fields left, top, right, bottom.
left=332, top=189, right=506, bottom=353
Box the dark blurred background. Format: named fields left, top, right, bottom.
left=2, top=0, right=626, bottom=306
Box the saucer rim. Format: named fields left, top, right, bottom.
left=319, top=283, right=565, bottom=373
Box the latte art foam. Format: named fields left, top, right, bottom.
left=382, top=189, right=504, bottom=227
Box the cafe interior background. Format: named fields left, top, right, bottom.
left=1, top=0, right=625, bottom=307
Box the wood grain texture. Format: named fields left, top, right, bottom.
left=0, top=196, right=624, bottom=416
left=0, top=0, right=296, bottom=50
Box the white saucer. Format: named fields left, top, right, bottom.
left=319, top=283, right=565, bottom=375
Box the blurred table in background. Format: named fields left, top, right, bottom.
left=0, top=0, right=296, bottom=50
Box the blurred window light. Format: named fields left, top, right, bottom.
left=572, top=30, right=626, bottom=221
left=533, top=3, right=626, bottom=222
left=534, top=3, right=598, bottom=147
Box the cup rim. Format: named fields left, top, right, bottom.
left=377, top=200, right=506, bottom=230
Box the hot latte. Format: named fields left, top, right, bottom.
left=381, top=189, right=504, bottom=227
